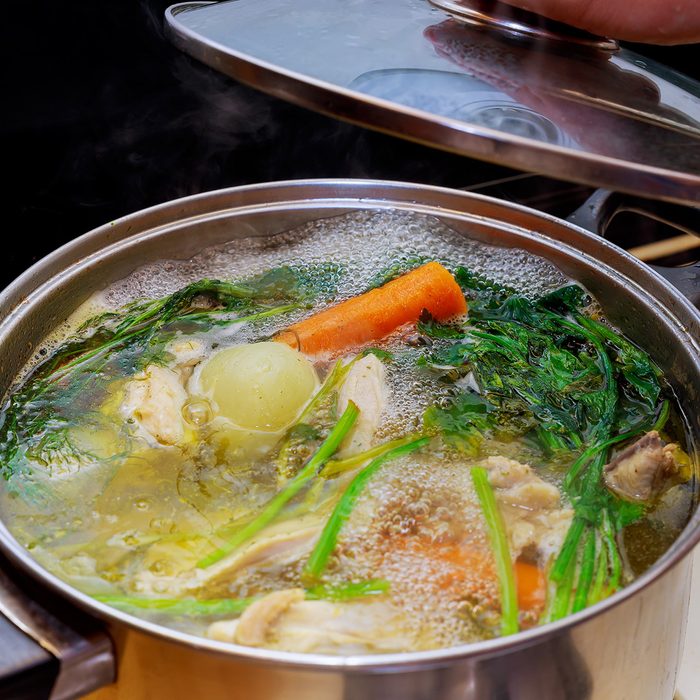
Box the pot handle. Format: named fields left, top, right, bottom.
left=0, top=554, right=115, bottom=699
left=567, top=190, right=700, bottom=306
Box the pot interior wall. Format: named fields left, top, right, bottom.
left=2, top=195, right=698, bottom=438
left=0, top=184, right=698, bottom=677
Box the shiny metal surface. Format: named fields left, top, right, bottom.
left=565, top=189, right=700, bottom=302
left=164, top=0, right=700, bottom=205
left=0, top=565, right=115, bottom=699
left=0, top=180, right=698, bottom=699
left=428, top=0, right=618, bottom=51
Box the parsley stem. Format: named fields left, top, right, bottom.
left=471, top=466, right=519, bottom=636
left=572, top=530, right=596, bottom=613
left=588, top=538, right=609, bottom=605
left=197, top=402, right=359, bottom=569
left=550, top=517, right=585, bottom=582
left=652, top=400, right=670, bottom=433
left=304, top=437, right=429, bottom=580
left=95, top=595, right=255, bottom=616
left=305, top=578, right=390, bottom=601
left=549, top=544, right=577, bottom=621
left=275, top=357, right=355, bottom=478
left=96, top=578, right=389, bottom=616
left=321, top=433, right=426, bottom=477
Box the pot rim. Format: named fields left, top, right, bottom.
left=0, top=178, right=698, bottom=671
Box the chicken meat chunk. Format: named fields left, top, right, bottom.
left=199, top=518, right=323, bottom=591
left=167, top=338, right=206, bottom=380
left=120, top=364, right=188, bottom=446
left=336, top=354, right=388, bottom=457
left=212, top=588, right=305, bottom=646
left=603, top=430, right=680, bottom=502
left=482, top=456, right=573, bottom=563
left=134, top=516, right=323, bottom=597
left=208, top=589, right=415, bottom=654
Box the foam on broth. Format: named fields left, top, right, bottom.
left=0, top=209, right=692, bottom=652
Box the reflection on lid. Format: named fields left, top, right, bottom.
left=428, top=0, right=619, bottom=51
left=351, top=69, right=570, bottom=147
left=465, top=103, right=567, bottom=146
left=424, top=19, right=700, bottom=167
left=166, top=0, right=700, bottom=201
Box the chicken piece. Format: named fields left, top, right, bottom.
left=207, top=618, right=240, bottom=643
left=603, top=431, right=679, bottom=502
left=232, top=588, right=306, bottom=646
left=167, top=338, right=206, bottom=380
left=268, top=599, right=416, bottom=654
left=120, top=365, right=188, bottom=445
left=336, top=354, right=387, bottom=457
left=207, top=593, right=416, bottom=654
left=134, top=516, right=323, bottom=597
left=482, top=456, right=572, bottom=563
left=483, top=456, right=561, bottom=510
left=500, top=506, right=573, bottom=562
left=201, top=520, right=322, bottom=590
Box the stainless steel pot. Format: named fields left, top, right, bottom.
left=0, top=180, right=698, bottom=700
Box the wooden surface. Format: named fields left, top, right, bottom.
left=628, top=234, right=700, bottom=262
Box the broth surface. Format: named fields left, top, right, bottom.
left=0, top=210, right=694, bottom=653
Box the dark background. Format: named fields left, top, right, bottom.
left=3, top=1, right=699, bottom=289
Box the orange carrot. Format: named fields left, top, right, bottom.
left=514, top=561, right=546, bottom=611
left=275, top=262, right=467, bottom=355
left=390, top=538, right=546, bottom=615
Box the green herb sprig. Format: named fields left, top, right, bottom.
left=305, top=436, right=429, bottom=580
left=471, top=466, right=518, bottom=636
left=420, top=269, right=668, bottom=620
left=197, top=402, right=359, bottom=569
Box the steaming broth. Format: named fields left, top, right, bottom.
left=0, top=211, right=694, bottom=653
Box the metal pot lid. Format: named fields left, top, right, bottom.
left=165, top=0, right=700, bottom=206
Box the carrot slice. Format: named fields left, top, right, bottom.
left=514, top=561, right=546, bottom=611
left=275, top=262, right=467, bottom=355
left=391, top=538, right=546, bottom=615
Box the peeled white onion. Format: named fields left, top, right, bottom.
left=198, top=342, right=318, bottom=432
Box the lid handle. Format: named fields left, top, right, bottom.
left=429, top=0, right=619, bottom=51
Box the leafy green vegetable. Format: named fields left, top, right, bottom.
left=361, top=347, right=395, bottom=363
left=368, top=255, right=432, bottom=289
left=471, top=466, right=518, bottom=636
left=197, top=402, right=360, bottom=569
left=455, top=267, right=515, bottom=298
left=424, top=393, right=494, bottom=456
left=421, top=269, right=668, bottom=620
left=537, top=284, right=591, bottom=314
left=0, top=264, right=342, bottom=483
left=416, top=310, right=464, bottom=340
